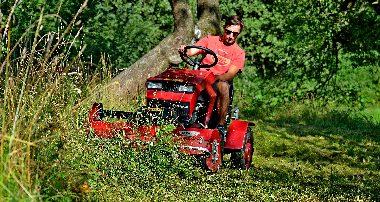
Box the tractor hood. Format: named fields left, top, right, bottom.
left=147, top=68, right=215, bottom=85
left=145, top=68, right=217, bottom=121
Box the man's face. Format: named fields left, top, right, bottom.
left=222, top=25, right=241, bottom=46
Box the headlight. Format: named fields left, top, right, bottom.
left=147, top=82, right=163, bottom=89
left=177, top=84, right=194, bottom=93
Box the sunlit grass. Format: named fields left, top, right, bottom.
left=361, top=105, right=380, bottom=124
left=0, top=1, right=94, bottom=200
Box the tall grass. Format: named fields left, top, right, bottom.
left=0, top=1, right=97, bottom=199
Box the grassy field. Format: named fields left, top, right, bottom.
left=27, top=102, right=379, bottom=201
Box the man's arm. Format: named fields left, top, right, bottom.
left=216, top=65, right=241, bottom=81
left=179, top=35, right=210, bottom=56
left=179, top=45, right=203, bottom=56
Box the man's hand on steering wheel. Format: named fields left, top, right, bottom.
left=178, top=45, right=186, bottom=54
left=178, top=45, right=218, bottom=69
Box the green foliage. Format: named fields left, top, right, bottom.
left=3, top=0, right=378, bottom=109
left=1, top=0, right=173, bottom=72
left=82, top=0, right=173, bottom=69
left=221, top=0, right=380, bottom=111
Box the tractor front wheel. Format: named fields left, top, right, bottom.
left=203, top=139, right=222, bottom=172
left=231, top=128, right=254, bottom=169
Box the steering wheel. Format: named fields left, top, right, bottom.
left=179, top=45, right=218, bottom=69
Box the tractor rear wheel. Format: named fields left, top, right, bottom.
left=203, top=139, right=222, bottom=172
left=231, top=128, right=253, bottom=169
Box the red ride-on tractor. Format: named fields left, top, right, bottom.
left=88, top=46, right=254, bottom=172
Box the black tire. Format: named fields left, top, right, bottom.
left=231, top=128, right=254, bottom=169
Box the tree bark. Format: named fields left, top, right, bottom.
left=93, top=0, right=221, bottom=108
left=197, top=0, right=222, bottom=37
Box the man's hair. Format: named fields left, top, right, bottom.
left=224, top=15, right=244, bottom=32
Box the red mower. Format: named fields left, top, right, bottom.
left=88, top=46, right=254, bottom=172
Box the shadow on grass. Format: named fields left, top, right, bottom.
left=248, top=162, right=380, bottom=201
left=243, top=107, right=380, bottom=201
left=258, top=109, right=380, bottom=167
left=269, top=109, right=380, bottom=140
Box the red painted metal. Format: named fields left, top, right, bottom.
left=173, top=127, right=220, bottom=156
left=224, top=120, right=254, bottom=150
left=89, top=103, right=220, bottom=158
left=148, top=68, right=214, bottom=84
left=88, top=104, right=127, bottom=138
left=89, top=104, right=158, bottom=140
left=204, top=139, right=222, bottom=172
left=146, top=90, right=197, bottom=114
left=146, top=68, right=216, bottom=125
left=243, top=134, right=254, bottom=169
left=172, top=127, right=222, bottom=171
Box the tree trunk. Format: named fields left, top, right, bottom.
left=93, top=0, right=221, bottom=108
left=197, top=0, right=222, bottom=37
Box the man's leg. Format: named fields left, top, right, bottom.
left=216, top=81, right=230, bottom=126
left=214, top=81, right=230, bottom=142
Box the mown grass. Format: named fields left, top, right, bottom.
left=26, top=101, right=378, bottom=201
left=252, top=103, right=380, bottom=200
